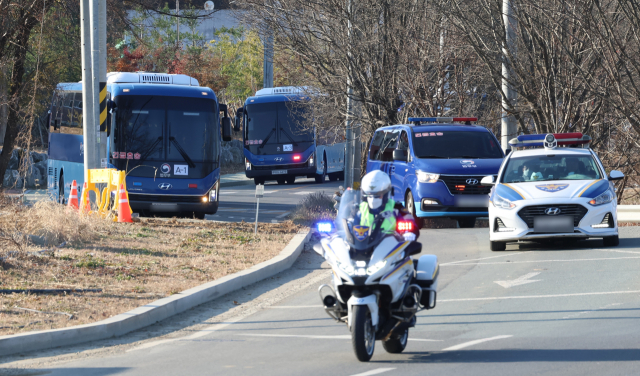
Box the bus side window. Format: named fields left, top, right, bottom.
left=369, top=131, right=385, bottom=160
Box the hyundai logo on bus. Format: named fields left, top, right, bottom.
left=274, top=157, right=283, bottom=162
left=159, top=183, right=172, bottom=190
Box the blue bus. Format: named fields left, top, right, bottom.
left=47, top=72, right=233, bottom=218
left=236, top=87, right=345, bottom=185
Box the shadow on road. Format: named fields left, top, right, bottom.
left=391, top=349, right=640, bottom=363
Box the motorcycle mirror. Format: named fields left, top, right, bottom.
left=313, top=243, right=324, bottom=256
left=404, top=241, right=422, bottom=257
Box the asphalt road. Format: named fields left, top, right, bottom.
left=4, top=227, right=640, bottom=375
left=208, top=177, right=343, bottom=223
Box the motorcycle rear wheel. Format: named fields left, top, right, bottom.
left=352, top=305, right=375, bottom=362
left=382, top=328, right=408, bottom=353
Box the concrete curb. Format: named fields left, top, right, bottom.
left=0, top=230, right=312, bottom=357
left=220, top=179, right=254, bottom=188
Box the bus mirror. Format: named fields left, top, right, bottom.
left=234, top=116, right=241, bottom=132
left=222, top=117, right=232, bottom=142
left=46, top=111, right=51, bottom=128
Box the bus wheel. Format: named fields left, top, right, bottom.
left=277, top=178, right=286, bottom=185
left=254, top=178, right=265, bottom=185
left=315, top=155, right=327, bottom=183
left=286, top=176, right=296, bottom=184
left=58, top=173, right=65, bottom=205
left=329, top=173, right=339, bottom=182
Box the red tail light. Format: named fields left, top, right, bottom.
left=293, top=155, right=301, bottom=161
left=397, top=221, right=413, bottom=232
left=188, top=184, right=198, bottom=188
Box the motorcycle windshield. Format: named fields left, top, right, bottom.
left=335, top=189, right=386, bottom=252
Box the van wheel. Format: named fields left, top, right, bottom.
left=405, top=191, right=422, bottom=229
left=58, top=173, right=65, bottom=205
left=315, top=154, right=327, bottom=183
left=254, top=178, right=265, bottom=185
left=286, top=176, right=296, bottom=184
left=490, top=241, right=506, bottom=251
left=277, top=178, right=286, bottom=185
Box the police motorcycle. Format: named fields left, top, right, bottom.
left=314, top=189, right=439, bottom=362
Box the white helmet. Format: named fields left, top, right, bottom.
left=361, top=170, right=392, bottom=214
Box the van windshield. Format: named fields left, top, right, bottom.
left=411, top=131, right=503, bottom=159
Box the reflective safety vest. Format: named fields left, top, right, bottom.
left=359, top=199, right=397, bottom=234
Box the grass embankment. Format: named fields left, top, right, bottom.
left=0, top=195, right=301, bottom=335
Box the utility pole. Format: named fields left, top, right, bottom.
left=344, top=0, right=356, bottom=188
left=263, top=29, right=274, bottom=88
left=176, top=0, right=180, bottom=48
left=99, top=0, right=107, bottom=167
left=81, top=0, right=96, bottom=182
left=501, top=0, right=517, bottom=153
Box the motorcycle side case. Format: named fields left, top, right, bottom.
left=415, top=254, right=439, bottom=308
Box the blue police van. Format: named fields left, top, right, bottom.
left=365, top=117, right=504, bottom=228
left=47, top=72, right=233, bottom=218
left=236, top=87, right=345, bottom=185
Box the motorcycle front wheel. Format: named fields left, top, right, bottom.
left=382, top=328, right=408, bottom=353
left=352, top=305, right=375, bottom=362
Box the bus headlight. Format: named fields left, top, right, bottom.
left=208, top=182, right=218, bottom=202
left=309, top=156, right=314, bottom=166
left=245, top=159, right=251, bottom=170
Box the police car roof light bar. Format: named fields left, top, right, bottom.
left=508, top=132, right=591, bottom=149
left=408, top=117, right=478, bottom=125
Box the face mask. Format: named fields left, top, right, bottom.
left=368, top=196, right=383, bottom=210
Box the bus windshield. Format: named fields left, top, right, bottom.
left=245, top=102, right=313, bottom=155
left=114, top=95, right=218, bottom=164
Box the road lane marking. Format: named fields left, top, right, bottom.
left=268, top=305, right=323, bottom=308
left=494, top=272, right=541, bottom=288
left=238, top=333, right=441, bottom=342
left=275, top=211, right=291, bottom=219
left=442, top=256, right=640, bottom=266
left=442, top=335, right=512, bottom=351
left=294, top=191, right=314, bottom=195
left=440, top=252, right=532, bottom=266
left=350, top=368, right=396, bottom=376
left=439, top=290, right=640, bottom=303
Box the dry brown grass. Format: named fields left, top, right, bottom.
left=0, top=196, right=302, bottom=335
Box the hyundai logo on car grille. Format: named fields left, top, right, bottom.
left=274, top=157, right=283, bottom=162
left=545, top=207, right=561, bottom=215
left=466, top=178, right=479, bottom=185
left=158, top=183, right=172, bottom=190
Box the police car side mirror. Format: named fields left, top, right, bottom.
left=609, top=170, right=624, bottom=181
left=481, top=175, right=495, bottom=186
left=393, top=149, right=407, bottom=162
left=222, top=117, right=233, bottom=142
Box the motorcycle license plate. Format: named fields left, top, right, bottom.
left=533, top=216, right=573, bottom=233
left=272, top=170, right=287, bottom=175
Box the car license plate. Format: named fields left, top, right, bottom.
left=533, top=216, right=573, bottom=233
left=272, top=170, right=287, bottom=175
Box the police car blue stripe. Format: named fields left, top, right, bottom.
left=578, top=179, right=609, bottom=198
left=495, top=183, right=525, bottom=201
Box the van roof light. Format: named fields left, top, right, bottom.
left=408, top=117, right=478, bottom=125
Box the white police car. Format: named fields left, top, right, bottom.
left=482, top=133, right=624, bottom=251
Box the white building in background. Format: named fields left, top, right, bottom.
left=126, top=10, right=243, bottom=46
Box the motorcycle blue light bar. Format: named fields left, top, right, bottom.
left=317, top=222, right=332, bottom=233
left=408, top=117, right=478, bottom=125
left=508, top=132, right=590, bottom=148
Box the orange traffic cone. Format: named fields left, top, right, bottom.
left=68, top=180, right=79, bottom=210
left=117, top=184, right=133, bottom=223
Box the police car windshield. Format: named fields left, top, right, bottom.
left=502, top=154, right=602, bottom=183
left=412, top=131, right=503, bottom=159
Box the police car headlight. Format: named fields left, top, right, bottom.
left=588, top=189, right=614, bottom=206
left=338, top=260, right=356, bottom=276
left=417, top=170, right=440, bottom=183
left=492, top=194, right=516, bottom=209
left=366, top=260, right=387, bottom=275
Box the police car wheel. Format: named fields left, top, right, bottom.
left=603, top=235, right=619, bottom=247
left=490, top=241, right=506, bottom=252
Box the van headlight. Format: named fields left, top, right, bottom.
left=589, top=189, right=614, bottom=206
left=416, top=170, right=439, bottom=183
left=492, top=194, right=516, bottom=209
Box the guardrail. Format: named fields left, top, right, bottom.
left=618, top=205, right=640, bottom=223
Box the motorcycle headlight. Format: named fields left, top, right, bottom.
left=416, top=170, right=440, bottom=183
left=589, top=189, right=614, bottom=206
left=366, top=260, right=387, bottom=275
left=338, top=260, right=355, bottom=276
left=492, top=194, right=516, bottom=209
